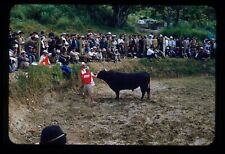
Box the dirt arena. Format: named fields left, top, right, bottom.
left=9, top=73, right=215, bottom=145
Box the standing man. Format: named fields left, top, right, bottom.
left=80, top=66, right=97, bottom=105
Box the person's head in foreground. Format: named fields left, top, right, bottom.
left=39, top=125, right=67, bottom=145
left=81, top=62, right=87, bottom=68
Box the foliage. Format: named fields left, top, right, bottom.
left=56, top=17, right=71, bottom=29
left=11, top=58, right=215, bottom=99
left=139, top=58, right=215, bottom=78
left=160, top=23, right=208, bottom=40
left=10, top=4, right=216, bottom=42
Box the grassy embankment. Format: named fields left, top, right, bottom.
left=9, top=58, right=215, bottom=105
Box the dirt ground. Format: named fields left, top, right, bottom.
left=8, top=72, right=215, bottom=145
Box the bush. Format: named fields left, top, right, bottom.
left=139, top=58, right=215, bottom=78
left=10, top=5, right=26, bottom=20
left=160, top=23, right=208, bottom=40
left=72, top=17, right=86, bottom=31
left=56, top=17, right=71, bottom=29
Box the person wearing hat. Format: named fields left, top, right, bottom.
left=17, top=30, right=25, bottom=55
left=39, top=50, right=50, bottom=65
left=195, top=46, right=204, bottom=60
left=12, top=44, right=19, bottom=57
left=39, top=125, right=67, bottom=145
left=80, top=66, right=97, bottom=105
left=9, top=48, right=18, bottom=72
left=18, top=50, right=29, bottom=69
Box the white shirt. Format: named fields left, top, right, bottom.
left=118, top=38, right=124, bottom=44
left=147, top=48, right=154, bottom=56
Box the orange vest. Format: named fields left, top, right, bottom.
left=81, top=71, right=92, bottom=85
left=40, top=55, right=49, bottom=65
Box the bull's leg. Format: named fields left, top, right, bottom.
left=147, top=78, right=151, bottom=99
left=147, top=87, right=150, bottom=99
left=115, top=90, right=120, bottom=100
left=140, top=86, right=146, bottom=101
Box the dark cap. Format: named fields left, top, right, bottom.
left=40, top=125, right=67, bottom=144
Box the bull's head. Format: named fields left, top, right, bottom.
left=97, top=69, right=107, bottom=79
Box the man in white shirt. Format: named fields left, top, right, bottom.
left=146, top=47, right=155, bottom=59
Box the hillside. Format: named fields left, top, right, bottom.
left=10, top=4, right=216, bottom=39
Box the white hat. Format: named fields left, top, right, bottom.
left=34, top=34, right=39, bottom=39
left=81, top=62, right=86, bottom=66
left=107, top=32, right=111, bottom=35
left=93, top=46, right=97, bottom=49
left=65, top=42, right=69, bottom=46
left=170, top=36, right=173, bottom=39
left=160, top=34, right=163, bottom=37
left=14, top=44, right=18, bottom=48
left=21, top=50, right=26, bottom=53
left=149, top=34, right=153, bottom=38
left=43, top=50, right=48, bottom=54
left=56, top=49, right=60, bottom=54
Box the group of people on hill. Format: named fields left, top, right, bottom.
left=9, top=29, right=216, bottom=73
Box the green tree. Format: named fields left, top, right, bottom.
left=111, top=5, right=141, bottom=27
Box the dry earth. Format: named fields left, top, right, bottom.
left=8, top=72, right=215, bottom=145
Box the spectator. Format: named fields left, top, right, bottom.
left=96, top=49, right=103, bottom=62
left=69, top=48, right=80, bottom=64
left=57, top=49, right=71, bottom=79
left=26, top=45, right=37, bottom=64
left=60, top=64, right=72, bottom=80
left=9, top=49, right=18, bottom=72
left=39, top=125, right=67, bottom=145
left=39, top=50, right=50, bottom=65
left=18, top=50, right=29, bottom=69
left=152, top=35, right=158, bottom=50
left=17, top=30, right=25, bottom=55
left=146, top=47, right=155, bottom=60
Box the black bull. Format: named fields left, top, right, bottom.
left=97, top=70, right=150, bottom=100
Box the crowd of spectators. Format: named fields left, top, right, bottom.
left=9, top=29, right=216, bottom=73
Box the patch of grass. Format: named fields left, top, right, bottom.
left=56, top=17, right=72, bottom=29
left=139, top=58, right=215, bottom=78
left=10, top=64, right=81, bottom=99
left=10, top=57, right=215, bottom=100
left=160, top=23, right=209, bottom=40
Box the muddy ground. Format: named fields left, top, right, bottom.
left=8, top=71, right=215, bottom=145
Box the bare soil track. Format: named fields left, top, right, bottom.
left=9, top=72, right=215, bottom=145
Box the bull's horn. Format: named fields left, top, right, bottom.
left=104, top=68, right=107, bottom=71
